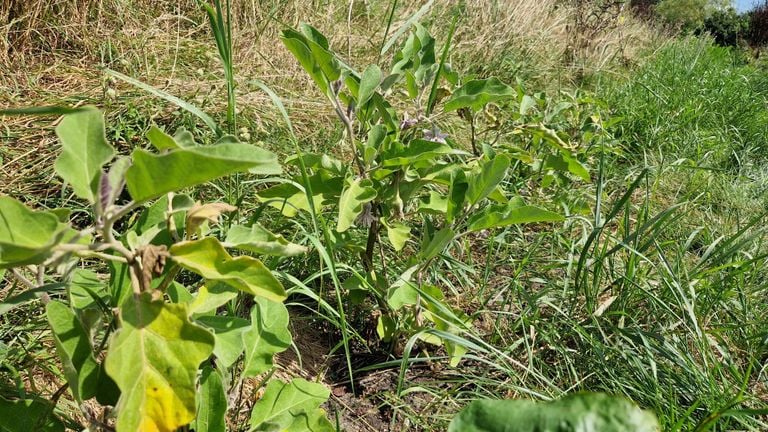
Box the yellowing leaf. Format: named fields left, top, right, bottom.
left=169, top=237, right=287, bottom=302
left=105, top=294, right=215, bottom=432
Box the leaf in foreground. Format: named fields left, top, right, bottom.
left=194, top=366, right=227, bottom=432
left=224, top=224, right=308, bottom=256
left=0, top=397, right=64, bottom=432
left=0, top=196, right=68, bottom=268
left=169, top=237, right=287, bottom=302
left=336, top=178, right=377, bottom=232
left=249, top=378, right=334, bottom=432
left=105, top=293, right=215, bottom=432
left=125, top=143, right=281, bottom=202
left=447, top=393, right=659, bottom=432
left=46, top=301, right=101, bottom=402
left=444, top=77, right=515, bottom=112
left=467, top=202, right=564, bottom=232
left=242, top=297, right=292, bottom=377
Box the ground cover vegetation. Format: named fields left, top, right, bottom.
left=0, top=0, right=767, bottom=431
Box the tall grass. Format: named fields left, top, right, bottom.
left=602, top=38, right=768, bottom=167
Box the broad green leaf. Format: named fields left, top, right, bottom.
left=382, top=139, right=461, bottom=167
left=420, top=227, right=455, bottom=261
left=170, top=237, right=286, bottom=302
left=46, top=301, right=101, bottom=402
left=126, top=143, right=281, bottom=202
left=54, top=108, right=115, bottom=203
left=468, top=203, right=564, bottom=232
left=383, top=219, right=411, bottom=252
left=147, top=126, right=179, bottom=151
left=0, top=397, right=65, bottom=432
left=105, top=293, right=215, bottom=432
left=286, top=153, right=344, bottom=175
left=447, top=393, right=659, bottom=432
left=466, top=155, right=510, bottom=206
left=242, top=297, right=292, bottom=377
left=195, top=366, right=227, bottom=432
left=173, top=128, right=199, bottom=148
left=444, top=78, right=515, bottom=112
left=224, top=224, right=307, bottom=256
left=380, top=0, right=435, bottom=55
left=376, top=314, right=397, bottom=341
left=189, top=283, right=239, bottom=316
left=336, top=178, right=377, bottom=232
left=299, top=23, right=330, bottom=49
left=257, top=174, right=343, bottom=217
left=281, top=30, right=331, bottom=96
left=447, top=171, right=468, bottom=223
left=249, top=378, right=334, bottom=432
left=0, top=196, right=68, bottom=268
left=544, top=153, right=591, bottom=182
left=358, top=64, right=382, bottom=106
left=417, top=191, right=449, bottom=215
left=386, top=267, right=419, bottom=310
left=196, top=315, right=250, bottom=368
left=167, top=281, right=193, bottom=304
left=68, top=269, right=108, bottom=310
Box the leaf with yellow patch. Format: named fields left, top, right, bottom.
left=169, top=237, right=287, bottom=302
left=105, top=293, right=215, bottom=432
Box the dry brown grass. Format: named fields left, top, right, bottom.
left=0, top=0, right=663, bottom=206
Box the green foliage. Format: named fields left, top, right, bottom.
left=54, top=107, right=115, bottom=203
left=170, top=237, right=287, bottom=302
left=0, top=108, right=332, bottom=431
left=702, top=7, right=748, bottom=46
left=125, top=139, right=281, bottom=202
left=195, top=366, right=227, bottom=432
left=0, top=397, right=65, bottom=432
left=448, top=393, right=659, bottom=432
left=655, top=0, right=710, bottom=31
left=249, top=379, right=335, bottom=431
left=105, top=294, right=215, bottom=432
left=0, top=197, right=68, bottom=268
left=241, top=297, right=293, bottom=377
left=46, top=301, right=104, bottom=402
left=278, top=22, right=583, bottom=365
left=604, top=38, right=768, bottom=164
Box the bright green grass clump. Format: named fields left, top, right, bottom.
left=604, top=38, right=768, bottom=168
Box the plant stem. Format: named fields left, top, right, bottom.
left=331, top=90, right=366, bottom=177
left=10, top=269, right=35, bottom=289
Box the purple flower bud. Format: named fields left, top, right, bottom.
left=423, top=126, right=448, bottom=144
left=400, top=118, right=418, bottom=131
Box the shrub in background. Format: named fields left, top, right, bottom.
left=702, top=7, right=749, bottom=46
left=654, top=0, right=710, bottom=32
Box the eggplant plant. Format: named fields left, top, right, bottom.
left=270, top=23, right=594, bottom=364
left=0, top=108, right=333, bottom=431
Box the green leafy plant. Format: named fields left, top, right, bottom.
left=0, top=107, right=332, bottom=431
left=448, top=393, right=660, bottom=432
left=271, top=22, right=595, bottom=366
